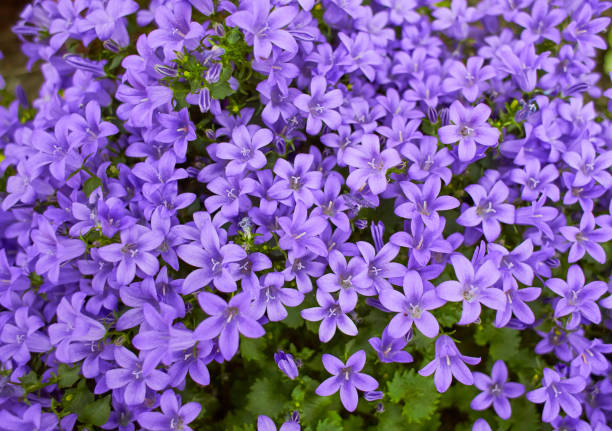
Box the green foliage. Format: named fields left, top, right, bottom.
left=246, top=378, right=289, bottom=418
left=387, top=370, right=440, bottom=424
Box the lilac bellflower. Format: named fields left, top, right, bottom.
left=315, top=350, right=378, bottom=412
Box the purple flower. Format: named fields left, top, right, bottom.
left=526, top=368, right=586, bottom=422
left=315, top=350, right=378, bottom=412
left=514, top=0, right=565, bottom=44
left=217, top=125, right=273, bottom=176
left=457, top=181, right=515, bottom=242
left=368, top=326, right=413, bottom=363
left=301, top=289, right=358, bottom=342
left=177, top=214, right=247, bottom=293
left=0, top=306, right=51, bottom=365
left=356, top=240, right=405, bottom=293
left=311, top=175, right=350, bottom=231
left=278, top=203, right=328, bottom=257
left=559, top=212, right=612, bottom=264
left=229, top=0, right=298, bottom=59
left=509, top=159, right=560, bottom=202
left=546, top=265, right=607, bottom=329
left=418, top=335, right=481, bottom=393
left=257, top=413, right=300, bottom=431
left=252, top=272, right=304, bottom=321
left=563, top=141, right=612, bottom=188
left=105, top=347, right=169, bottom=405
left=403, top=136, right=453, bottom=185
left=148, top=1, right=205, bottom=59
left=194, top=292, right=265, bottom=360
left=443, top=58, right=495, bottom=102
left=293, top=76, right=343, bottom=135
left=395, top=178, right=460, bottom=228
left=317, top=250, right=372, bottom=311
left=379, top=270, right=443, bottom=338
left=344, top=134, right=401, bottom=194
left=437, top=255, right=505, bottom=325
left=137, top=389, right=201, bottom=431
left=98, top=225, right=163, bottom=285
left=31, top=217, right=86, bottom=284
left=81, top=0, right=138, bottom=42
left=156, top=108, right=196, bottom=159
left=269, top=154, right=323, bottom=207
left=282, top=252, right=326, bottom=293
left=470, top=360, right=525, bottom=419
left=438, top=101, right=500, bottom=162
left=274, top=350, right=299, bottom=380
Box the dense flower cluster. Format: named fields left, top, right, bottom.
left=0, top=0, right=611, bottom=429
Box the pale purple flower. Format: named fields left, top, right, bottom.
left=301, top=289, right=358, bottom=342
left=379, top=270, right=443, bottom=338
left=293, top=76, right=343, bottom=135
left=315, top=350, right=378, bottom=412
left=437, top=255, right=505, bottom=325
left=526, top=368, right=586, bottom=422
left=194, top=292, right=265, bottom=360
left=419, top=335, right=481, bottom=393
left=470, top=360, right=524, bottom=419
left=438, top=101, right=500, bottom=162
left=344, top=134, right=401, bottom=194
left=317, top=250, right=372, bottom=311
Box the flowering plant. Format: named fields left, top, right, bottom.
left=0, top=0, right=611, bottom=430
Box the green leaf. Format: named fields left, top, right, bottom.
left=316, top=418, right=343, bottom=431
left=387, top=370, right=439, bottom=423
left=282, top=307, right=303, bottom=329
left=209, top=81, right=235, bottom=100
left=83, top=176, right=102, bottom=196
left=246, top=378, right=286, bottom=418
left=57, top=364, right=81, bottom=388
left=240, top=336, right=267, bottom=362
left=63, top=380, right=94, bottom=418
left=79, top=395, right=111, bottom=426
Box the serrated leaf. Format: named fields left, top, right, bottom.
left=240, top=336, right=266, bottom=362
left=83, top=176, right=102, bottom=196
left=57, top=363, right=81, bottom=388
left=246, top=378, right=286, bottom=418
left=316, top=418, right=343, bottom=431
left=387, top=370, right=439, bottom=424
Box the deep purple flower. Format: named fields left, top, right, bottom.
left=437, top=255, right=505, bottom=325
left=380, top=270, right=443, bottom=338
left=293, top=76, right=342, bottom=135
left=137, top=389, right=201, bottom=431
left=419, top=335, right=481, bottom=393
left=438, top=101, right=500, bottom=161
left=315, top=350, right=378, bottom=412
left=526, top=368, right=586, bottom=422
left=194, top=292, right=265, bottom=360
left=301, top=289, right=358, bottom=342
left=457, top=181, right=515, bottom=242
left=470, top=360, right=525, bottom=419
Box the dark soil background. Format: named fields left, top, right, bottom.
left=0, top=0, right=42, bottom=99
